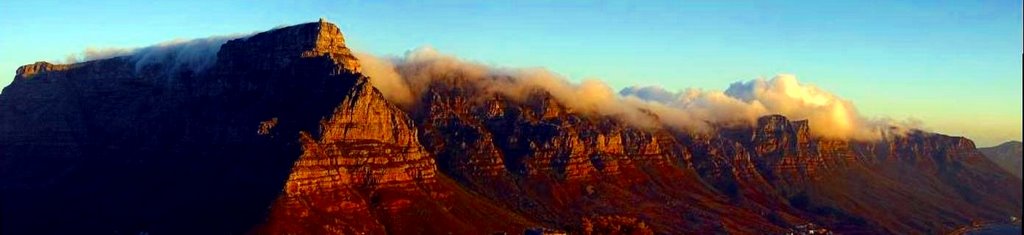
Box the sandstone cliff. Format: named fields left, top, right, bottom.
left=0, top=20, right=534, bottom=235
left=1, top=20, right=1020, bottom=234
left=413, top=75, right=1022, bottom=233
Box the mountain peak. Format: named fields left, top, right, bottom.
left=216, top=19, right=360, bottom=72
left=13, top=19, right=359, bottom=81
left=2, top=20, right=1021, bottom=235
left=14, top=61, right=80, bottom=80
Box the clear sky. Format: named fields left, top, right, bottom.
left=1, top=1, right=1020, bottom=146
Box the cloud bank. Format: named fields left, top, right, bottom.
left=59, top=36, right=914, bottom=141
left=621, top=76, right=916, bottom=139
left=356, top=47, right=916, bottom=140
left=61, top=34, right=250, bottom=74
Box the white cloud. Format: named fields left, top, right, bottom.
left=358, top=47, right=917, bottom=140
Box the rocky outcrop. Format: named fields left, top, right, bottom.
left=217, top=19, right=360, bottom=73
left=0, top=20, right=534, bottom=235
left=1, top=20, right=1020, bottom=235
left=13, top=62, right=73, bottom=79
left=581, top=215, right=655, bottom=235
left=413, top=80, right=1021, bottom=233
left=413, top=80, right=801, bottom=233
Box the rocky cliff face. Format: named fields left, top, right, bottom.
left=0, top=20, right=534, bottom=235
left=1, top=20, right=1020, bottom=235
left=410, top=76, right=1021, bottom=234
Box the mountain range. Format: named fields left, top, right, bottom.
left=1, top=20, right=1020, bottom=234
left=979, top=141, right=1022, bottom=178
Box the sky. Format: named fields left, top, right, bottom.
left=0, top=1, right=1020, bottom=146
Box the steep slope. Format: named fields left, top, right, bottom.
left=414, top=85, right=798, bottom=233
left=979, top=141, right=1023, bottom=178
left=1, top=20, right=1020, bottom=235
left=411, top=76, right=1022, bottom=234
left=0, top=20, right=534, bottom=234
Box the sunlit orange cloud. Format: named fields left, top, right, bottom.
left=356, top=47, right=921, bottom=141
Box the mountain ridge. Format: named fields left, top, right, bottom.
left=979, top=141, right=1022, bottom=178
left=1, top=20, right=1020, bottom=234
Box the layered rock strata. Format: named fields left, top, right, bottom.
left=0, top=20, right=1019, bottom=234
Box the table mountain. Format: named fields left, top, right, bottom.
left=1, top=20, right=1020, bottom=234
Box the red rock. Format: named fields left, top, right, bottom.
left=0, top=19, right=1019, bottom=235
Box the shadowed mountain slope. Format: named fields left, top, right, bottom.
left=979, top=141, right=1022, bottom=178
left=1, top=20, right=1019, bottom=234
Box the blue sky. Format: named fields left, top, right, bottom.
left=1, top=1, right=1020, bottom=146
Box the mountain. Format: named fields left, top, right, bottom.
left=979, top=141, right=1023, bottom=178
left=0, top=20, right=533, bottom=235
left=1, top=20, right=1021, bottom=234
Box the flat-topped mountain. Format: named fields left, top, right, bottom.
left=1, top=20, right=1020, bottom=234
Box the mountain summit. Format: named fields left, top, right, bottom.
left=1, top=20, right=1020, bottom=234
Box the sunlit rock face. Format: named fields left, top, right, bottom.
left=410, top=70, right=1020, bottom=233
left=1, top=20, right=1020, bottom=235
left=0, top=21, right=533, bottom=235
left=0, top=22, right=348, bottom=234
